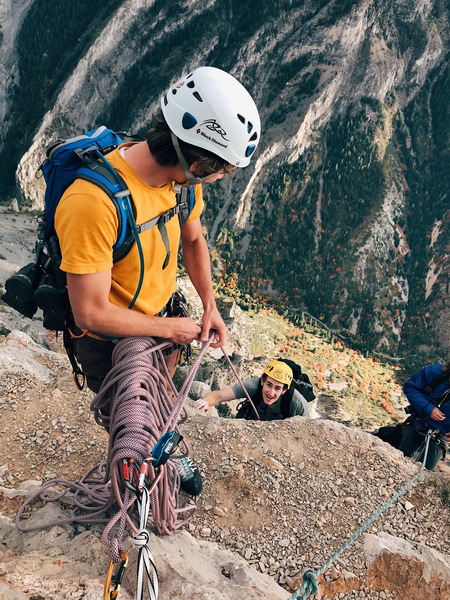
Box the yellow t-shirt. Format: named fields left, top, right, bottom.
left=54, top=144, right=204, bottom=316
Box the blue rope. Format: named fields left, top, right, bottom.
left=289, top=430, right=433, bottom=600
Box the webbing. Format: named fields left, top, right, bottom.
left=289, top=430, right=434, bottom=600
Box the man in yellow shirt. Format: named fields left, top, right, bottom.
left=54, top=66, right=260, bottom=495
left=55, top=66, right=260, bottom=389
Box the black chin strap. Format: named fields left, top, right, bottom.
left=170, top=132, right=202, bottom=186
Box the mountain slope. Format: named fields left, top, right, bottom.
left=0, top=310, right=449, bottom=599
left=0, top=0, right=448, bottom=363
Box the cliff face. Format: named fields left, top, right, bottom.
left=0, top=0, right=449, bottom=361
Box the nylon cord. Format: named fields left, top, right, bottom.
left=16, top=336, right=212, bottom=546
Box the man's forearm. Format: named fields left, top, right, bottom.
left=204, top=388, right=236, bottom=407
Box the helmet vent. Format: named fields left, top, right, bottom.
left=193, top=91, right=203, bottom=102
left=163, top=93, right=168, bottom=105
left=182, top=112, right=197, bottom=130
left=249, top=131, right=258, bottom=141
left=237, top=114, right=245, bottom=124
left=245, top=144, right=256, bottom=157
left=187, top=81, right=195, bottom=88
left=247, top=121, right=253, bottom=134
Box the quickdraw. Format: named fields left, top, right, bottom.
left=103, top=431, right=183, bottom=598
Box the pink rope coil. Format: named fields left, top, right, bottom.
left=16, top=335, right=212, bottom=555
left=95, top=336, right=200, bottom=546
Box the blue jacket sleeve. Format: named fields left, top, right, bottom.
left=403, top=364, right=444, bottom=418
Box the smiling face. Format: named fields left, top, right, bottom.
left=261, top=375, right=287, bottom=406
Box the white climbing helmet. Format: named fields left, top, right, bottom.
left=161, top=66, right=261, bottom=167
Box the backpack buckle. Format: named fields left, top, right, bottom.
left=161, top=207, right=177, bottom=223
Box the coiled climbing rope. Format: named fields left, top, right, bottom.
left=93, top=336, right=198, bottom=542
left=16, top=334, right=212, bottom=598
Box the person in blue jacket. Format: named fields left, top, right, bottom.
left=399, top=361, right=450, bottom=470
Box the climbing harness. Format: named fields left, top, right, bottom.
left=288, top=430, right=435, bottom=600
left=16, top=334, right=213, bottom=599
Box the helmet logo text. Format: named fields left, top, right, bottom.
left=197, top=119, right=229, bottom=148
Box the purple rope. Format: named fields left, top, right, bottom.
left=16, top=335, right=212, bottom=558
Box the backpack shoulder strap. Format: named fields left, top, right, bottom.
left=112, top=184, right=195, bottom=267
left=280, top=388, right=294, bottom=418
left=177, top=185, right=195, bottom=228
left=75, top=160, right=131, bottom=256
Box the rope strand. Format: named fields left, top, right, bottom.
left=16, top=335, right=211, bottom=539
left=289, top=430, right=433, bottom=600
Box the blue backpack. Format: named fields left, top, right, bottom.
left=2, top=126, right=195, bottom=331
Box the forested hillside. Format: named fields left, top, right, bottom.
left=0, top=0, right=448, bottom=370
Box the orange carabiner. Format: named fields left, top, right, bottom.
left=103, top=551, right=129, bottom=600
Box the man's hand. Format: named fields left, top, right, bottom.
left=430, top=407, right=446, bottom=421
left=194, top=388, right=234, bottom=411
left=168, top=317, right=202, bottom=345
left=200, top=305, right=227, bottom=348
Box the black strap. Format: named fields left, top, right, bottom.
left=421, top=371, right=450, bottom=394
left=63, top=324, right=86, bottom=390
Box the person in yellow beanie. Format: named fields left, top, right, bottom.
left=194, top=360, right=310, bottom=420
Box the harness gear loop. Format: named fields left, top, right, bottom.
left=63, top=324, right=86, bottom=390
left=103, top=551, right=129, bottom=600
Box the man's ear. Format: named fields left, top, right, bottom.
left=189, top=161, right=200, bottom=173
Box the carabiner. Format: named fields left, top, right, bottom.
left=74, top=372, right=85, bottom=391
left=103, top=551, right=129, bottom=600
